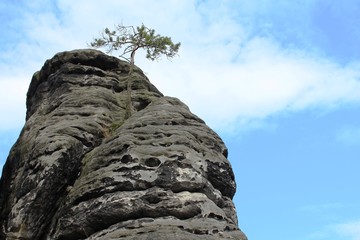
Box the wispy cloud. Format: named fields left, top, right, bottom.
left=1, top=0, right=360, bottom=133
left=0, top=77, right=27, bottom=130
left=334, top=220, right=360, bottom=240
left=304, top=219, right=360, bottom=240
left=151, top=36, right=360, bottom=132
left=298, top=204, right=360, bottom=240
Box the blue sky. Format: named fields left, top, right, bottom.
left=1, top=0, right=360, bottom=239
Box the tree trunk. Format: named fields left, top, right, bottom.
left=125, top=51, right=135, bottom=119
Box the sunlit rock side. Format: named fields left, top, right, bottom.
left=0, top=49, right=247, bottom=240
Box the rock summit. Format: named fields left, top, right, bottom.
left=0, top=49, right=247, bottom=239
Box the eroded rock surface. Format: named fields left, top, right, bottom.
left=0, top=49, right=247, bottom=239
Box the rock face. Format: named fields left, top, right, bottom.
left=0, top=49, right=247, bottom=240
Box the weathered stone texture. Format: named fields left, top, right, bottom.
left=0, top=49, right=247, bottom=239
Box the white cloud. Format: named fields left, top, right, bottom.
left=303, top=219, right=360, bottom=240
left=1, top=0, right=360, bottom=133
left=335, top=220, right=360, bottom=240
left=0, top=76, right=27, bottom=130
left=149, top=35, right=360, bottom=131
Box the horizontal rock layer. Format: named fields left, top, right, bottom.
left=0, top=49, right=247, bottom=239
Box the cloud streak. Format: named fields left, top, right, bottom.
left=0, top=77, right=27, bottom=130
left=1, top=0, right=360, bottom=133
left=335, top=220, right=360, bottom=240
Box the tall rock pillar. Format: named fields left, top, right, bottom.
left=0, top=49, right=247, bottom=240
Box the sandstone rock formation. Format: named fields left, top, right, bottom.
left=0, top=49, right=247, bottom=239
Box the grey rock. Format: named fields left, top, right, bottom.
left=0, top=49, right=247, bottom=239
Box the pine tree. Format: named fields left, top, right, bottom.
left=90, top=23, right=181, bottom=118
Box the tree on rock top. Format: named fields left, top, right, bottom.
left=90, top=23, right=181, bottom=118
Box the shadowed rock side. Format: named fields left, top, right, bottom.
left=0, top=49, right=247, bottom=240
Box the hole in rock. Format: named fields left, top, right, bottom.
left=144, top=157, right=161, bottom=167
left=137, top=136, right=146, bottom=141
left=159, top=142, right=172, bottom=147
left=142, top=194, right=162, bottom=204
left=121, top=154, right=132, bottom=164
left=171, top=121, right=179, bottom=125
left=208, top=212, right=224, bottom=220
left=177, top=155, right=186, bottom=161
left=134, top=98, right=151, bottom=111
left=222, top=148, right=228, bottom=158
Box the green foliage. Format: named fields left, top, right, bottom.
left=90, top=24, right=181, bottom=63
left=109, top=118, right=125, bottom=133
left=90, top=23, right=180, bottom=119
